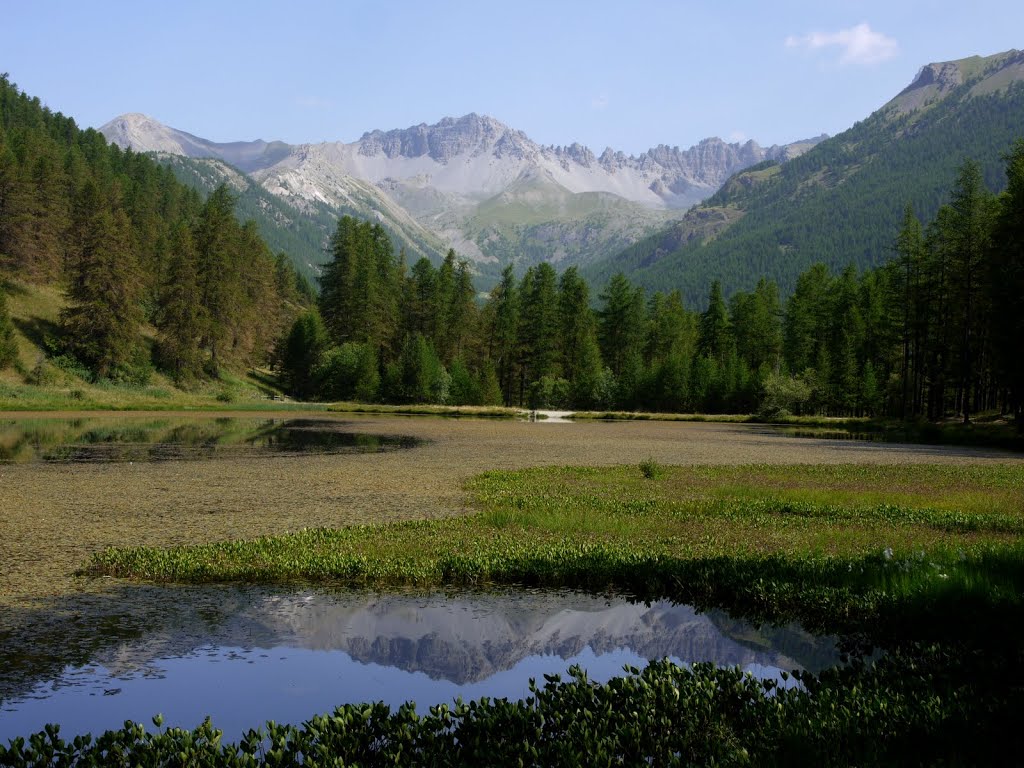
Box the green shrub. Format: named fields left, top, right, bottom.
left=639, top=457, right=664, bottom=480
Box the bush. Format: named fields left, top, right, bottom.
left=215, top=387, right=238, bottom=403
left=639, top=457, right=664, bottom=480
left=758, top=370, right=814, bottom=419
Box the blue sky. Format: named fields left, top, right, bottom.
left=5, top=1, right=1023, bottom=154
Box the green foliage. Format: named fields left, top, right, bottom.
left=155, top=224, right=205, bottom=382
left=314, top=342, right=379, bottom=403
left=0, top=283, right=17, bottom=369
left=60, top=201, right=146, bottom=380
left=279, top=310, right=329, bottom=400
left=0, top=76, right=306, bottom=386
left=638, top=457, right=663, bottom=480
left=759, top=370, right=814, bottom=419
left=990, top=140, right=1024, bottom=428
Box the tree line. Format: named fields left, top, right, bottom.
left=282, top=142, right=1024, bottom=428
left=0, top=74, right=312, bottom=383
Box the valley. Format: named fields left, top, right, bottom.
left=3, top=11, right=1024, bottom=762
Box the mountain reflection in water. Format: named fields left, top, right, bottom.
left=0, top=588, right=839, bottom=742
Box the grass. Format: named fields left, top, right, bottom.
left=88, top=462, right=1024, bottom=589
left=0, top=276, right=321, bottom=413
left=32, top=458, right=1024, bottom=762
left=325, top=402, right=523, bottom=419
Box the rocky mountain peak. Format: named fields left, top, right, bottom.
left=887, top=49, right=1024, bottom=115
left=357, top=113, right=533, bottom=163
left=101, top=113, right=193, bottom=155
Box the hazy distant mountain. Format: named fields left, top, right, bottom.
left=101, top=113, right=823, bottom=284
left=587, top=49, right=1024, bottom=305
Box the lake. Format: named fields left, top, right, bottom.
left=0, top=416, right=421, bottom=463
left=0, top=586, right=838, bottom=743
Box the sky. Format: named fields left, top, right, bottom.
left=5, top=1, right=1023, bottom=154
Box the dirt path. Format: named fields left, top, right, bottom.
left=2, top=412, right=1020, bottom=610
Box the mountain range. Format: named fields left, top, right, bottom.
left=100, top=48, right=1024, bottom=304
left=100, top=112, right=824, bottom=286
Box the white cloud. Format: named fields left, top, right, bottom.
left=590, top=94, right=609, bottom=111
left=728, top=130, right=747, bottom=143
left=785, top=23, right=898, bottom=65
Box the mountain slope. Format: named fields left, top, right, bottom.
left=155, top=154, right=335, bottom=280
left=587, top=49, right=1024, bottom=306
left=101, top=113, right=823, bottom=286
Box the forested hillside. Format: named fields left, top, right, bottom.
left=0, top=75, right=311, bottom=385
left=588, top=50, right=1024, bottom=307
left=281, top=140, right=1024, bottom=427
left=157, top=152, right=450, bottom=285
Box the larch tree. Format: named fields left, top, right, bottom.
left=990, top=140, right=1024, bottom=429
left=0, top=281, right=17, bottom=369
left=61, top=196, right=144, bottom=380
left=156, top=223, right=205, bottom=382
left=944, top=160, right=996, bottom=423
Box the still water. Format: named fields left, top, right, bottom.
left=0, top=587, right=839, bottom=742
left=0, top=417, right=420, bottom=463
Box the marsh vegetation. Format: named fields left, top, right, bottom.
left=2, top=415, right=1022, bottom=764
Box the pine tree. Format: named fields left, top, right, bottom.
left=156, top=224, right=205, bottom=382
left=194, top=184, right=242, bottom=374
left=0, top=282, right=17, bottom=369
left=891, top=204, right=926, bottom=418
left=697, top=281, right=730, bottom=360
left=597, top=273, right=646, bottom=377
left=320, top=215, right=359, bottom=342
left=944, top=160, right=996, bottom=423
left=0, top=137, right=27, bottom=270
left=444, top=257, right=477, bottom=364
left=784, top=264, right=832, bottom=375
left=279, top=310, right=329, bottom=399
left=61, top=201, right=145, bottom=380
left=518, top=263, right=559, bottom=399
left=990, top=140, right=1024, bottom=429
left=484, top=266, right=519, bottom=406
left=557, top=266, right=597, bottom=386
left=645, top=290, right=695, bottom=366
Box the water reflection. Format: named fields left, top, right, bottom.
left=0, top=587, right=839, bottom=742
left=0, top=417, right=420, bottom=463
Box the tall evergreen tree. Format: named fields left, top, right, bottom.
left=597, top=273, right=646, bottom=377
left=697, top=281, right=730, bottom=360
left=891, top=204, right=926, bottom=418
left=517, top=263, right=560, bottom=402
left=485, top=265, right=520, bottom=405
left=730, top=278, right=781, bottom=371
left=61, top=199, right=145, bottom=379
left=194, top=184, right=242, bottom=374
left=990, top=140, right=1024, bottom=429
left=319, top=215, right=359, bottom=342
left=0, top=281, right=17, bottom=369
left=944, top=160, right=996, bottom=423
left=784, top=264, right=832, bottom=375
left=279, top=309, right=329, bottom=399
left=156, top=223, right=205, bottom=381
